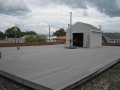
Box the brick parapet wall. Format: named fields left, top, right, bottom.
left=102, top=43, right=120, bottom=46
left=0, top=42, right=64, bottom=47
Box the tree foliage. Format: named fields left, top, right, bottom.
left=5, top=26, right=22, bottom=38
left=25, top=31, right=37, bottom=35
left=53, top=28, right=66, bottom=36
left=25, top=36, right=37, bottom=42
left=5, top=26, right=37, bottom=38
left=21, top=32, right=26, bottom=36
left=0, top=31, right=5, bottom=40
left=25, top=36, right=46, bottom=42
left=36, top=36, right=46, bottom=42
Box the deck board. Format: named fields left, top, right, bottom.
left=0, top=45, right=120, bottom=90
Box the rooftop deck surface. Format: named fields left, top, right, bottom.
left=0, top=45, right=120, bottom=90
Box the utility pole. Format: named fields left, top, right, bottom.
left=15, top=23, right=17, bottom=43
left=14, top=23, right=20, bottom=43
left=49, top=25, right=50, bottom=42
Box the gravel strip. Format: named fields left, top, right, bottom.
left=73, top=62, right=120, bottom=90
left=0, top=75, right=34, bottom=90
left=0, top=62, right=120, bottom=90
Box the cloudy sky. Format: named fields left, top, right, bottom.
left=0, top=0, right=120, bottom=34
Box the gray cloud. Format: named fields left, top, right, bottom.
left=1, top=0, right=119, bottom=17
left=82, top=11, right=88, bottom=16
left=54, top=0, right=87, bottom=9
left=87, top=0, right=120, bottom=17
left=0, top=0, right=31, bottom=16
left=50, top=0, right=120, bottom=17
left=33, top=0, right=87, bottom=9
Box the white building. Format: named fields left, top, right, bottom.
left=66, top=22, right=102, bottom=48
left=3, top=38, right=24, bottom=43
left=46, top=36, right=57, bottom=42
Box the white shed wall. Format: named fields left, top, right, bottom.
left=91, top=32, right=102, bottom=47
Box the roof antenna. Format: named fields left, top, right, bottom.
left=99, top=25, right=101, bottom=30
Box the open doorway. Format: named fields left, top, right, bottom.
left=73, top=33, right=83, bottom=47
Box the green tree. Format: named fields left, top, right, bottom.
left=25, top=36, right=37, bottom=42
left=0, top=31, right=5, bottom=40
left=36, top=36, right=46, bottom=42
left=5, top=26, right=22, bottom=38
left=25, top=31, right=37, bottom=35
left=53, top=28, right=66, bottom=36
left=21, top=32, right=25, bottom=36
left=25, top=36, right=46, bottom=42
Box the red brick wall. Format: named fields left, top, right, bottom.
left=102, top=43, right=120, bottom=46
left=0, top=42, right=64, bottom=47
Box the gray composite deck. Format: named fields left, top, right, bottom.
left=0, top=45, right=120, bottom=90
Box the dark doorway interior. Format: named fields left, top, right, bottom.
left=73, top=33, right=83, bottom=47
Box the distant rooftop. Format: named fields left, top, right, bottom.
left=54, top=36, right=66, bottom=40
left=103, top=33, right=120, bottom=40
